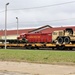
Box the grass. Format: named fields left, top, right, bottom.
left=0, top=49, right=75, bottom=65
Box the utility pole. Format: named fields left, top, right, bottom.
left=5, top=3, right=9, bottom=49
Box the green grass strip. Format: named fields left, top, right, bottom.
left=0, top=49, right=75, bottom=65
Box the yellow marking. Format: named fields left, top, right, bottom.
left=28, top=36, right=41, bottom=38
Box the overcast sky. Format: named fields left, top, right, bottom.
left=0, top=0, right=75, bottom=30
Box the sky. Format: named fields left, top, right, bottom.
left=0, top=0, right=75, bottom=30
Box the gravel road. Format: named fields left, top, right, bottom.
left=0, top=71, right=31, bottom=75
left=0, top=61, right=75, bottom=75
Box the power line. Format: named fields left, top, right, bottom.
left=1, top=17, right=75, bottom=27
left=17, top=18, right=75, bottom=24
left=10, top=1, right=75, bottom=10
left=0, top=0, right=75, bottom=13
left=38, top=18, right=75, bottom=23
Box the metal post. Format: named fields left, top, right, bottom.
left=16, top=17, right=19, bottom=46
left=5, top=3, right=9, bottom=49
left=16, top=17, right=18, bottom=38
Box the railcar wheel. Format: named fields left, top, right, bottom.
left=64, top=37, right=70, bottom=44
left=57, top=37, right=63, bottom=44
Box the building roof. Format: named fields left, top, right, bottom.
left=0, top=29, right=34, bottom=36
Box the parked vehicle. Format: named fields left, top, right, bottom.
left=17, top=33, right=52, bottom=43
left=52, top=28, right=75, bottom=44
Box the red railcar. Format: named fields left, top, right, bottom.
left=18, top=33, right=52, bottom=43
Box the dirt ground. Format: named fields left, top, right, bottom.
left=0, top=61, right=75, bottom=75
